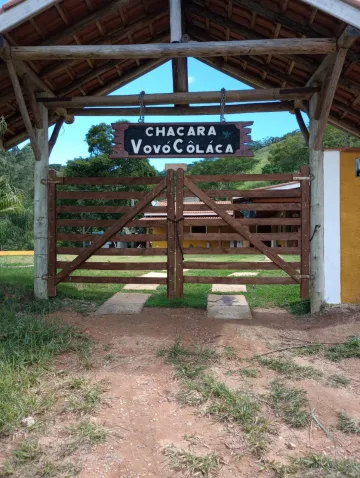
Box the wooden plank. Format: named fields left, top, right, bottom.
left=184, top=233, right=300, bottom=241
left=184, top=177, right=301, bottom=283
left=183, top=189, right=301, bottom=199
left=11, top=39, right=336, bottom=61
left=299, top=0, right=360, bottom=29
left=54, top=178, right=167, bottom=285
left=70, top=102, right=293, bottom=116
left=57, top=234, right=167, bottom=242
left=57, top=191, right=149, bottom=200
left=300, top=165, right=311, bottom=299
left=47, top=170, right=57, bottom=297
left=183, top=247, right=300, bottom=254
left=62, top=277, right=167, bottom=284
left=40, top=87, right=320, bottom=108
left=62, top=176, right=163, bottom=185
left=183, top=218, right=302, bottom=226
left=0, top=0, right=58, bottom=33
left=176, top=168, right=184, bottom=298
left=184, top=262, right=301, bottom=270
left=56, top=262, right=166, bottom=270
left=185, top=277, right=297, bottom=284
left=57, top=247, right=168, bottom=256
left=188, top=173, right=294, bottom=181
left=57, top=219, right=167, bottom=228
left=167, top=169, right=176, bottom=299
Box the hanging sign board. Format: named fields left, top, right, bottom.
left=111, top=122, right=254, bottom=158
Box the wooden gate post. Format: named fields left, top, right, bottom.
left=47, top=169, right=57, bottom=297
left=175, top=168, right=184, bottom=298
left=166, top=169, right=176, bottom=299
left=309, top=93, right=325, bottom=312
left=300, top=165, right=310, bottom=299
left=34, top=102, right=49, bottom=299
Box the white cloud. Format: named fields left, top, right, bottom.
left=188, top=75, right=196, bottom=84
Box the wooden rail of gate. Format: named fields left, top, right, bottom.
left=174, top=166, right=310, bottom=300
left=47, top=169, right=174, bottom=298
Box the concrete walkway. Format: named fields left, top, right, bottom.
left=207, top=294, right=252, bottom=320
left=211, top=284, right=247, bottom=293
left=95, top=293, right=151, bottom=315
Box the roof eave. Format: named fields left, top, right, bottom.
left=0, top=0, right=59, bottom=34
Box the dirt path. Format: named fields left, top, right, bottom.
left=2, top=306, right=360, bottom=477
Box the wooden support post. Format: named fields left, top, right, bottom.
left=295, top=108, right=310, bottom=146
left=167, top=169, right=175, bottom=299
left=49, top=118, right=64, bottom=156
left=300, top=165, right=310, bottom=300
left=23, top=74, right=43, bottom=129
left=309, top=92, right=324, bottom=312
left=34, top=102, right=49, bottom=299
left=176, top=168, right=184, bottom=298
left=47, top=169, right=57, bottom=297
left=5, top=59, right=41, bottom=161
left=170, top=0, right=188, bottom=101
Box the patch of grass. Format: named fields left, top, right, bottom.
left=12, top=439, right=40, bottom=464
left=325, top=336, right=360, bottom=361
left=268, top=379, right=310, bottom=428
left=222, top=346, right=236, bottom=359
left=62, top=421, right=107, bottom=456
left=273, top=454, right=360, bottom=477
left=164, top=445, right=220, bottom=477
left=327, top=374, right=350, bottom=388
left=67, top=379, right=105, bottom=413
left=257, top=357, right=322, bottom=380
left=0, top=305, right=91, bottom=435
left=337, top=412, right=360, bottom=434
left=294, top=345, right=323, bottom=356
left=160, top=340, right=270, bottom=455
left=226, top=368, right=259, bottom=378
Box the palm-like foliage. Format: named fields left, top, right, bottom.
left=0, top=176, right=23, bottom=214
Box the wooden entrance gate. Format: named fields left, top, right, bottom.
left=47, top=167, right=310, bottom=300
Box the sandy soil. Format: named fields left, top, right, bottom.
left=2, top=305, right=360, bottom=477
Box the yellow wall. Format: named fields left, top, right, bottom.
left=341, top=150, right=360, bottom=303
left=150, top=226, right=231, bottom=249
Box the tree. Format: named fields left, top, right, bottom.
left=262, top=125, right=360, bottom=174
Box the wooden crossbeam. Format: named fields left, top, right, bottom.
left=49, top=118, right=64, bottom=156
left=69, top=102, right=293, bottom=116
left=294, top=108, right=310, bottom=146
left=7, top=38, right=336, bottom=61
left=39, top=87, right=319, bottom=108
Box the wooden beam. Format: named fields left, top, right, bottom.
left=48, top=118, right=64, bottom=156
left=300, top=0, right=360, bottom=30
left=23, top=74, right=42, bottom=129
left=170, top=0, right=188, bottom=97
left=39, top=87, right=320, bottom=108
left=0, top=0, right=58, bottom=33
left=5, top=59, right=41, bottom=161
left=7, top=38, right=336, bottom=61
left=34, top=102, right=49, bottom=299
left=69, top=102, right=293, bottom=116
left=294, top=108, right=310, bottom=146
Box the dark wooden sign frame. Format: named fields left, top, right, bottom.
left=112, top=122, right=254, bottom=158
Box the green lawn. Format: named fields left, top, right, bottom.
left=0, top=254, right=309, bottom=314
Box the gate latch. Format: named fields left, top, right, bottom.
left=293, top=176, right=310, bottom=180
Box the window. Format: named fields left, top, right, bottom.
left=191, top=225, right=207, bottom=233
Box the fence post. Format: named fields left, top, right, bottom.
left=47, top=169, right=57, bottom=297
left=166, top=169, right=175, bottom=299
left=300, top=165, right=310, bottom=299
left=176, top=168, right=184, bottom=298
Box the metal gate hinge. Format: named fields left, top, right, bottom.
left=293, top=176, right=310, bottom=180
left=42, top=274, right=56, bottom=280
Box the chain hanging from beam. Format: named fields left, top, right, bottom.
left=220, top=88, right=226, bottom=123
left=138, top=90, right=145, bottom=123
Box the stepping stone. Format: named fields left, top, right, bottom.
left=95, top=293, right=151, bottom=315
left=142, top=272, right=167, bottom=279
left=207, top=294, right=252, bottom=320
left=229, top=272, right=259, bottom=277
left=212, top=284, right=247, bottom=293
left=123, top=283, right=159, bottom=291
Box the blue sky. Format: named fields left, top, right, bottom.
left=1, top=0, right=301, bottom=171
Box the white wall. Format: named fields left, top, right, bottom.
left=323, top=150, right=341, bottom=303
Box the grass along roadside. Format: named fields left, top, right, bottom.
left=164, top=445, right=221, bottom=477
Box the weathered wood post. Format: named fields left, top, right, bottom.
left=34, top=101, right=49, bottom=299
left=308, top=92, right=325, bottom=313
